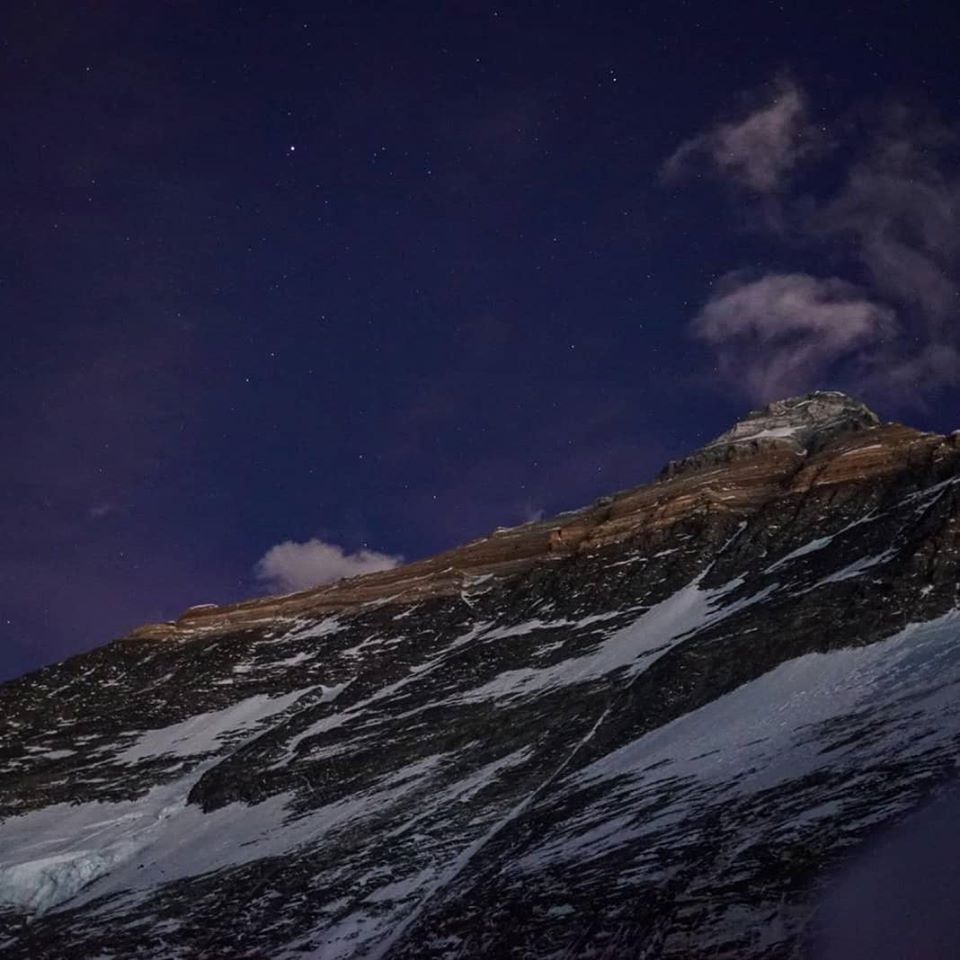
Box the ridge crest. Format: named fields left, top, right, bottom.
left=661, top=391, right=880, bottom=479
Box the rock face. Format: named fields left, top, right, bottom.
left=661, top=390, right=881, bottom=478
left=3, top=391, right=960, bottom=958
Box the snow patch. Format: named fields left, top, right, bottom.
left=817, top=549, right=897, bottom=586
left=0, top=783, right=186, bottom=914
left=520, top=610, right=960, bottom=868
left=115, top=688, right=313, bottom=763
left=454, top=577, right=767, bottom=702
left=765, top=535, right=834, bottom=572
left=575, top=646, right=877, bottom=791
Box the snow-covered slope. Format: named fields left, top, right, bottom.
left=3, top=391, right=960, bottom=958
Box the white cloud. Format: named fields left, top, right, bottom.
left=817, top=110, right=960, bottom=337
left=662, top=78, right=816, bottom=193
left=521, top=503, right=544, bottom=524
left=669, top=82, right=960, bottom=402
left=691, top=273, right=895, bottom=401
left=254, top=539, right=402, bottom=594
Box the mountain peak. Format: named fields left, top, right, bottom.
left=662, top=391, right=881, bottom=479
left=709, top=391, right=880, bottom=448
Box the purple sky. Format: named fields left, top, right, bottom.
left=2, top=1, right=960, bottom=681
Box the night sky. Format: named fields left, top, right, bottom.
left=3, top=1, right=959, bottom=681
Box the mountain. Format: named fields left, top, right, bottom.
left=3, top=390, right=960, bottom=958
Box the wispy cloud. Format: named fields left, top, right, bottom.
left=692, top=273, right=893, bottom=401
left=254, top=539, right=402, bottom=594
left=662, top=77, right=817, bottom=193
left=665, top=81, right=960, bottom=402
left=816, top=105, right=960, bottom=389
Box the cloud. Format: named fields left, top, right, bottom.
left=254, top=539, right=402, bottom=593
left=691, top=273, right=895, bottom=401
left=667, top=80, right=960, bottom=402
left=521, top=503, right=545, bottom=524
left=662, top=77, right=816, bottom=193
left=815, top=107, right=960, bottom=387
left=87, top=502, right=118, bottom=521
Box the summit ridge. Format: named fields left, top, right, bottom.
left=706, top=390, right=880, bottom=451
left=131, top=392, right=930, bottom=644
left=661, top=390, right=881, bottom=479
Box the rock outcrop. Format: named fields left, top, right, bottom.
left=660, top=390, right=882, bottom=478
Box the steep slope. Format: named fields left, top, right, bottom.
left=3, top=390, right=960, bottom=958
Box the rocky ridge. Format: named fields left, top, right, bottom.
left=134, top=392, right=938, bottom=639
left=2, top=391, right=960, bottom=958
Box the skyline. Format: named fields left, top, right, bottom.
left=3, top=1, right=959, bottom=681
